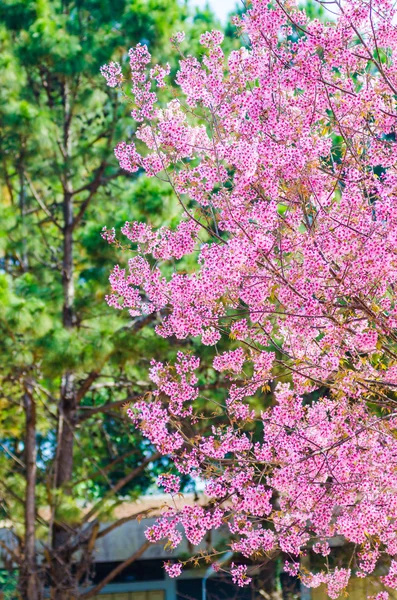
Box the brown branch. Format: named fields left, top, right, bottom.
left=75, top=522, right=100, bottom=582
left=81, top=452, right=162, bottom=524
left=0, top=442, right=25, bottom=468
left=96, top=509, right=155, bottom=540
left=72, top=163, right=107, bottom=229
left=80, top=541, right=151, bottom=599
left=77, top=378, right=234, bottom=423
left=117, top=312, right=159, bottom=334
left=75, top=372, right=100, bottom=404
left=0, top=539, right=22, bottom=567
left=72, top=448, right=142, bottom=488
left=71, top=169, right=123, bottom=197
left=77, top=396, right=142, bottom=422
left=24, top=172, right=62, bottom=229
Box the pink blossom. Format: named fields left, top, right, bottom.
left=382, top=560, right=397, bottom=589
left=213, top=348, right=245, bottom=374
left=102, top=0, right=397, bottom=593
left=164, top=562, right=183, bottom=578
left=157, top=474, right=180, bottom=495
left=230, top=563, right=252, bottom=587
left=100, top=61, right=123, bottom=87
left=171, top=31, right=185, bottom=44
left=101, top=226, right=116, bottom=244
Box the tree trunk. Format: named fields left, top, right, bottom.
left=50, top=204, right=78, bottom=599
left=50, top=76, right=78, bottom=598
left=18, top=147, right=28, bottom=272
left=21, top=383, right=39, bottom=600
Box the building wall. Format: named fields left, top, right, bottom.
left=92, top=593, right=165, bottom=600
left=87, top=572, right=251, bottom=600
left=87, top=579, right=175, bottom=600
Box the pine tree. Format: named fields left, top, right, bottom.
left=0, top=1, right=220, bottom=597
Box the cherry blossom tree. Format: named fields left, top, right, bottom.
left=101, top=1, right=397, bottom=597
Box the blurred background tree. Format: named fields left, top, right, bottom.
left=0, top=0, right=235, bottom=598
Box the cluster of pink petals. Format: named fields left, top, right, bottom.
left=100, top=61, right=123, bottom=88
left=230, top=563, right=252, bottom=587
left=157, top=474, right=181, bottom=496
left=163, top=561, right=183, bottom=578
left=302, top=568, right=351, bottom=600
left=102, top=0, right=397, bottom=596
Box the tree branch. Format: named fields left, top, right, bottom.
left=72, top=447, right=143, bottom=487
left=24, top=172, right=62, bottom=230
left=79, top=541, right=151, bottom=599
left=81, top=452, right=161, bottom=524
left=72, top=163, right=107, bottom=229
left=75, top=372, right=100, bottom=404
left=77, top=396, right=142, bottom=422
left=96, top=509, right=155, bottom=540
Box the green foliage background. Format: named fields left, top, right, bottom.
left=0, top=0, right=242, bottom=595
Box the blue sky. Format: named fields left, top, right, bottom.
left=191, top=0, right=241, bottom=24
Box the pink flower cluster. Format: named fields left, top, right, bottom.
left=230, top=563, right=252, bottom=587
left=213, top=348, right=245, bottom=374
left=100, top=61, right=123, bottom=88
left=157, top=474, right=180, bottom=496
left=302, top=568, right=351, bottom=600
left=102, top=0, right=397, bottom=596
left=163, top=561, right=182, bottom=578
